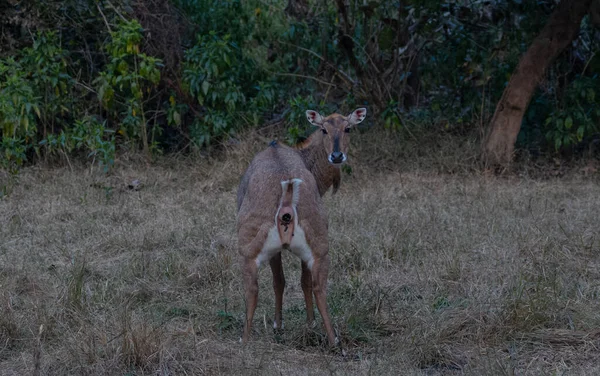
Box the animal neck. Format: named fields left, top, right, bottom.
left=297, top=130, right=341, bottom=196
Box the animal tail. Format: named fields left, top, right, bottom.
left=276, top=178, right=302, bottom=247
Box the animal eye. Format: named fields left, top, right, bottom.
left=321, top=128, right=328, bottom=135
left=344, top=127, right=351, bottom=133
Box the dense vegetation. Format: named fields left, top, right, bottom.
left=1, top=0, right=599, bottom=176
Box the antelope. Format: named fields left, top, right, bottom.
left=236, top=108, right=367, bottom=345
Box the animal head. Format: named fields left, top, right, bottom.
left=305, top=108, right=367, bottom=166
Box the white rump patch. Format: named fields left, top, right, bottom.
left=289, top=224, right=314, bottom=270
left=255, top=226, right=281, bottom=268
left=255, top=224, right=314, bottom=270
left=255, top=177, right=313, bottom=269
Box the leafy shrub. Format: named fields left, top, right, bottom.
left=544, top=76, right=599, bottom=151
left=285, top=95, right=333, bottom=145
left=95, top=20, right=162, bottom=154
left=0, top=58, right=40, bottom=142
left=1, top=0, right=599, bottom=171
left=0, top=33, right=72, bottom=170
left=183, top=33, right=247, bottom=146
left=21, top=32, right=73, bottom=137
left=41, top=117, right=115, bottom=171
left=180, top=1, right=288, bottom=147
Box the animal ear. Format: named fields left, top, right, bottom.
left=305, top=110, right=324, bottom=127
left=347, top=108, right=367, bottom=126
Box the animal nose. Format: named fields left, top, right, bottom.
left=331, top=152, right=344, bottom=163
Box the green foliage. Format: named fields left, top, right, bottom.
left=382, top=101, right=402, bottom=131
left=216, top=310, right=237, bottom=333
left=183, top=33, right=247, bottom=145
left=285, top=95, right=316, bottom=145
left=1, top=0, right=599, bottom=171
left=415, top=2, right=541, bottom=127
left=0, top=32, right=71, bottom=170
left=0, top=29, right=118, bottom=176
left=544, top=76, right=599, bottom=151
left=0, top=137, right=27, bottom=175
left=179, top=0, right=286, bottom=148
left=166, top=95, right=185, bottom=128
left=41, top=117, right=115, bottom=171
left=0, top=58, right=40, bottom=141
left=21, top=31, right=73, bottom=133
left=285, top=96, right=336, bottom=145
left=95, top=20, right=162, bottom=151
left=172, top=0, right=249, bottom=41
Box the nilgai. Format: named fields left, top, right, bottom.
left=237, top=108, right=367, bottom=345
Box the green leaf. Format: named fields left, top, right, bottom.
left=202, top=80, right=210, bottom=96
left=564, top=116, right=573, bottom=130
left=173, top=111, right=181, bottom=126
left=577, top=126, right=584, bottom=142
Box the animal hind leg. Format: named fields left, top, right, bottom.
left=239, top=222, right=271, bottom=343
left=301, top=260, right=315, bottom=324
left=270, top=252, right=285, bottom=329
left=311, top=255, right=337, bottom=346
left=241, top=256, right=258, bottom=343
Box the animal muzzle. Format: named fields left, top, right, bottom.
left=329, top=152, right=345, bottom=164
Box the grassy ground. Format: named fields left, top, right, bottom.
left=1, top=132, right=600, bottom=375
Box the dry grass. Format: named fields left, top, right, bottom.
left=1, top=131, right=600, bottom=375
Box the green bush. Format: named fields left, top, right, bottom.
left=0, top=58, right=40, bottom=142
left=183, top=33, right=248, bottom=146
left=95, top=20, right=162, bottom=154
left=41, top=117, right=115, bottom=171
left=544, top=76, right=600, bottom=151
left=1, top=0, right=599, bottom=173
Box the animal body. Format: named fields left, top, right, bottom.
left=236, top=108, right=367, bottom=345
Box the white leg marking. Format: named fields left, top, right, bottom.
left=255, top=226, right=282, bottom=268
left=289, top=223, right=314, bottom=270
left=255, top=225, right=314, bottom=270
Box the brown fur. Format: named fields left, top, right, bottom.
left=296, top=129, right=342, bottom=195
left=236, top=109, right=366, bottom=345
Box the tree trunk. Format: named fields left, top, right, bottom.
left=482, top=0, right=592, bottom=166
